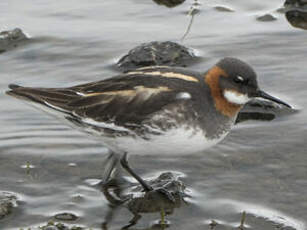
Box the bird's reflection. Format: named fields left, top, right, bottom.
left=284, top=0, right=307, bottom=30
left=152, top=0, right=185, bottom=8
left=100, top=153, right=189, bottom=229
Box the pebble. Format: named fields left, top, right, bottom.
left=257, top=14, right=278, bottom=22
left=54, top=212, right=78, bottom=221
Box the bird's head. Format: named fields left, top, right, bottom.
left=214, top=57, right=291, bottom=107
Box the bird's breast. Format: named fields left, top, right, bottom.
left=107, top=126, right=229, bottom=155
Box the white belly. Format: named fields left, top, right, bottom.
left=21, top=101, right=230, bottom=155
left=103, top=127, right=229, bottom=155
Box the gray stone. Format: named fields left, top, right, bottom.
left=214, top=6, right=235, bottom=12
left=117, top=41, right=198, bottom=71
left=101, top=155, right=189, bottom=229
left=40, top=221, right=83, bottom=230
left=284, top=0, right=307, bottom=30
left=257, top=14, right=278, bottom=22
left=276, top=7, right=286, bottom=13
left=54, top=212, right=79, bottom=221
left=43, top=226, right=60, bottom=230
left=152, top=0, right=185, bottom=8
left=0, top=28, right=29, bottom=53
left=0, top=191, right=17, bottom=219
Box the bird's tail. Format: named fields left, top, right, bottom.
left=6, top=84, right=80, bottom=114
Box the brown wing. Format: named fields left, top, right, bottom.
left=6, top=83, right=183, bottom=127
left=6, top=67, right=201, bottom=126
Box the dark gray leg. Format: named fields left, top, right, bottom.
left=120, top=153, right=176, bottom=203
left=100, top=152, right=125, bottom=229
left=120, top=152, right=153, bottom=192
left=102, top=203, right=119, bottom=230
left=121, top=213, right=142, bottom=229
left=101, top=152, right=119, bottom=184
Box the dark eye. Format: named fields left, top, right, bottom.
left=234, top=76, right=245, bottom=84
left=234, top=76, right=249, bottom=85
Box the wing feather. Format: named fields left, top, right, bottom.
left=7, top=68, right=200, bottom=126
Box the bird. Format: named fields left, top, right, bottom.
left=6, top=57, right=291, bottom=159
left=6, top=57, right=292, bottom=228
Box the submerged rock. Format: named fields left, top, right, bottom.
left=102, top=171, right=189, bottom=229
left=276, top=7, right=286, bottom=14
left=256, top=14, right=278, bottom=22
left=284, top=0, right=307, bottom=30
left=213, top=6, right=235, bottom=12
left=152, top=0, right=185, bottom=8
left=117, top=41, right=198, bottom=71
left=0, top=28, right=29, bottom=53
left=0, top=191, right=17, bottom=219
left=101, top=154, right=189, bottom=229
left=236, top=98, right=297, bottom=124
left=54, top=212, right=79, bottom=221
left=39, top=221, right=84, bottom=230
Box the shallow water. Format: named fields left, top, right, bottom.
left=0, top=0, right=307, bottom=229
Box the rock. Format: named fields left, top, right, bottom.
left=0, top=28, right=29, bottom=53
left=101, top=154, right=189, bottom=229
left=209, top=220, right=218, bottom=229
left=256, top=14, right=278, bottom=22
left=39, top=221, right=84, bottom=230
left=152, top=0, right=185, bottom=8
left=54, top=212, right=78, bottom=221
left=284, top=0, right=307, bottom=30
left=209, top=212, right=298, bottom=230
left=43, top=225, right=61, bottom=230
left=214, top=6, right=234, bottom=12
left=276, top=7, right=286, bottom=14
left=236, top=99, right=297, bottom=124
left=0, top=191, right=17, bottom=219
left=117, top=41, right=198, bottom=71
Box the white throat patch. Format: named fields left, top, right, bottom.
left=223, top=90, right=250, bottom=105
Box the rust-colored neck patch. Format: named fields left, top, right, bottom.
left=204, top=66, right=241, bottom=118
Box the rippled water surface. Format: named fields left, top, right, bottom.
left=0, top=0, right=307, bottom=229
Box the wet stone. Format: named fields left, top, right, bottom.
left=284, top=0, right=307, bottom=30
left=117, top=41, right=198, bottom=71
left=257, top=13, right=278, bottom=21
left=102, top=166, right=189, bottom=229
left=208, top=220, right=218, bottom=229
left=236, top=98, right=297, bottom=124
left=54, top=212, right=78, bottom=221
left=0, top=191, right=17, bottom=219
left=276, top=7, right=286, bottom=14
left=214, top=6, right=235, bottom=12
left=123, top=172, right=188, bottom=213
left=40, top=221, right=84, bottom=230
left=43, top=226, right=60, bottom=230
left=0, top=28, right=29, bottom=53
left=71, top=194, right=85, bottom=203
left=152, top=0, right=185, bottom=8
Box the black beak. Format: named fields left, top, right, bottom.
left=256, top=90, right=292, bottom=108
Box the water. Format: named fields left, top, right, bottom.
left=0, top=0, right=306, bottom=229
